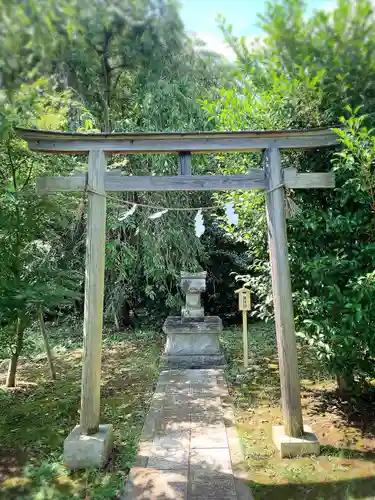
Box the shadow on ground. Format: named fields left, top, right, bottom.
left=0, top=332, right=162, bottom=499
left=308, top=386, right=375, bottom=439
left=123, top=453, right=375, bottom=500
left=224, top=323, right=375, bottom=500
left=247, top=475, right=375, bottom=500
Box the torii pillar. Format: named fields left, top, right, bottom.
left=64, top=150, right=114, bottom=469
left=265, top=148, right=320, bottom=457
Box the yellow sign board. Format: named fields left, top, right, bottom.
left=235, top=287, right=251, bottom=311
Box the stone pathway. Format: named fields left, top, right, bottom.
left=123, top=369, right=253, bottom=500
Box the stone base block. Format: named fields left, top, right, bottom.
left=161, top=353, right=224, bottom=369
left=272, top=425, right=320, bottom=458
left=164, top=332, right=221, bottom=357
left=181, top=306, right=204, bottom=319
left=63, top=424, right=114, bottom=470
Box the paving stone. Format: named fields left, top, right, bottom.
left=124, top=368, right=251, bottom=500
left=190, top=424, right=228, bottom=449
left=190, top=396, right=222, bottom=410
left=164, top=382, right=191, bottom=396
left=160, top=371, right=191, bottom=382
left=190, top=387, right=224, bottom=397
left=164, top=394, right=192, bottom=410
left=188, top=470, right=237, bottom=500
left=152, top=431, right=190, bottom=450
left=191, top=384, right=227, bottom=397
left=158, top=405, right=191, bottom=420
left=191, top=375, right=217, bottom=384
left=149, top=430, right=190, bottom=470
left=189, top=448, right=233, bottom=474
left=190, top=410, right=223, bottom=426
left=190, top=375, right=217, bottom=387
left=189, top=395, right=222, bottom=417
left=135, top=441, right=152, bottom=467
left=190, top=399, right=222, bottom=422
left=156, top=416, right=191, bottom=433
left=148, top=448, right=189, bottom=470
left=126, top=467, right=187, bottom=500
left=190, top=383, right=219, bottom=392
left=138, top=406, right=164, bottom=441
left=190, top=398, right=223, bottom=417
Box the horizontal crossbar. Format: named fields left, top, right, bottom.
left=36, top=169, right=335, bottom=194
left=37, top=171, right=265, bottom=193
left=17, top=127, right=339, bottom=154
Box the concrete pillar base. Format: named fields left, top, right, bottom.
left=63, top=424, right=114, bottom=470
left=272, top=424, right=320, bottom=458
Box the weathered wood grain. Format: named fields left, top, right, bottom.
left=284, top=167, right=335, bottom=188
left=265, top=148, right=304, bottom=438
left=178, top=152, right=192, bottom=175
left=36, top=175, right=86, bottom=193
left=36, top=168, right=336, bottom=194
left=242, top=310, right=248, bottom=369
left=36, top=171, right=266, bottom=193
left=16, top=127, right=339, bottom=154
left=80, top=150, right=107, bottom=435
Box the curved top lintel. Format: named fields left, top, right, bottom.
left=15, top=126, right=339, bottom=154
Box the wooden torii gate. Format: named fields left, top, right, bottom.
left=16, top=127, right=338, bottom=466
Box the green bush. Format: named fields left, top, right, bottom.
left=204, top=0, right=375, bottom=391
left=291, top=111, right=375, bottom=390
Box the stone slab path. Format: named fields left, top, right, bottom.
left=123, top=369, right=253, bottom=500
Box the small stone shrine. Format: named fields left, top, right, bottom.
left=162, top=271, right=224, bottom=368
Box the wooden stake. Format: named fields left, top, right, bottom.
left=178, top=152, right=192, bottom=175
left=242, top=310, right=248, bottom=369
left=80, top=150, right=107, bottom=435
left=265, top=147, right=304, bottom=438
left=39, top=309, right=56, bottom=380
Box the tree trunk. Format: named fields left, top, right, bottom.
left=6, top=319, right=25, bottom=388
left=337, top=373, right=354, bottom=396
left=39, top=309, right=57, bottom=380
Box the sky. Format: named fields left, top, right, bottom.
left=179, top=0, right=336, bottom=59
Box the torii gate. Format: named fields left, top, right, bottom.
left=16, top=127, right=337, bottom=467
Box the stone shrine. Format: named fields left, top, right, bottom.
left=162, top=271, right=224, bottom=368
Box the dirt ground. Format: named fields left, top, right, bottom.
left=223, top=323, right=375, bottom=500
left=0, top=328, right=162, bottom=499
left=0, top=322, right=374, bottom=499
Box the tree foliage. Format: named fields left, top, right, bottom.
left=4, top=0, right=375, bottom=394
left=205, top=0, right=375, bottom=391
left=0, top=0, right=243, bottom=385
left=0, top=81, right=82, bottom=385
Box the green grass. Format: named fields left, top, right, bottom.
left=223, top=322, right=375, bottom=500
left=0, top=319, right=163, bottom=499
left=1, top=319, right=375, bottom=499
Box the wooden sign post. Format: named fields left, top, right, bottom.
left=236, top=287, right=251, bottom=368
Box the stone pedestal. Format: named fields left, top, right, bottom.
left=162, top=272, right=224, bottom=368
left=63, top=424, right=114, bottom=470
left=272, top=425, right=320, bottom=458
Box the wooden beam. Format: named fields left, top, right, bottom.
left=36, top=171, right=266, bottom=193
left=265, top=147, right=304, bottom=438
left=37, top=175, right=87, bottom=192
left=178, top=152, right=192, bottom=175
left=16, top=127, right=339, bottom=154
left=284, top=167, right=335, bottom=188
left=36, top=168, right=336, bottom=194
left=80, top=150, right=107, bottom=435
